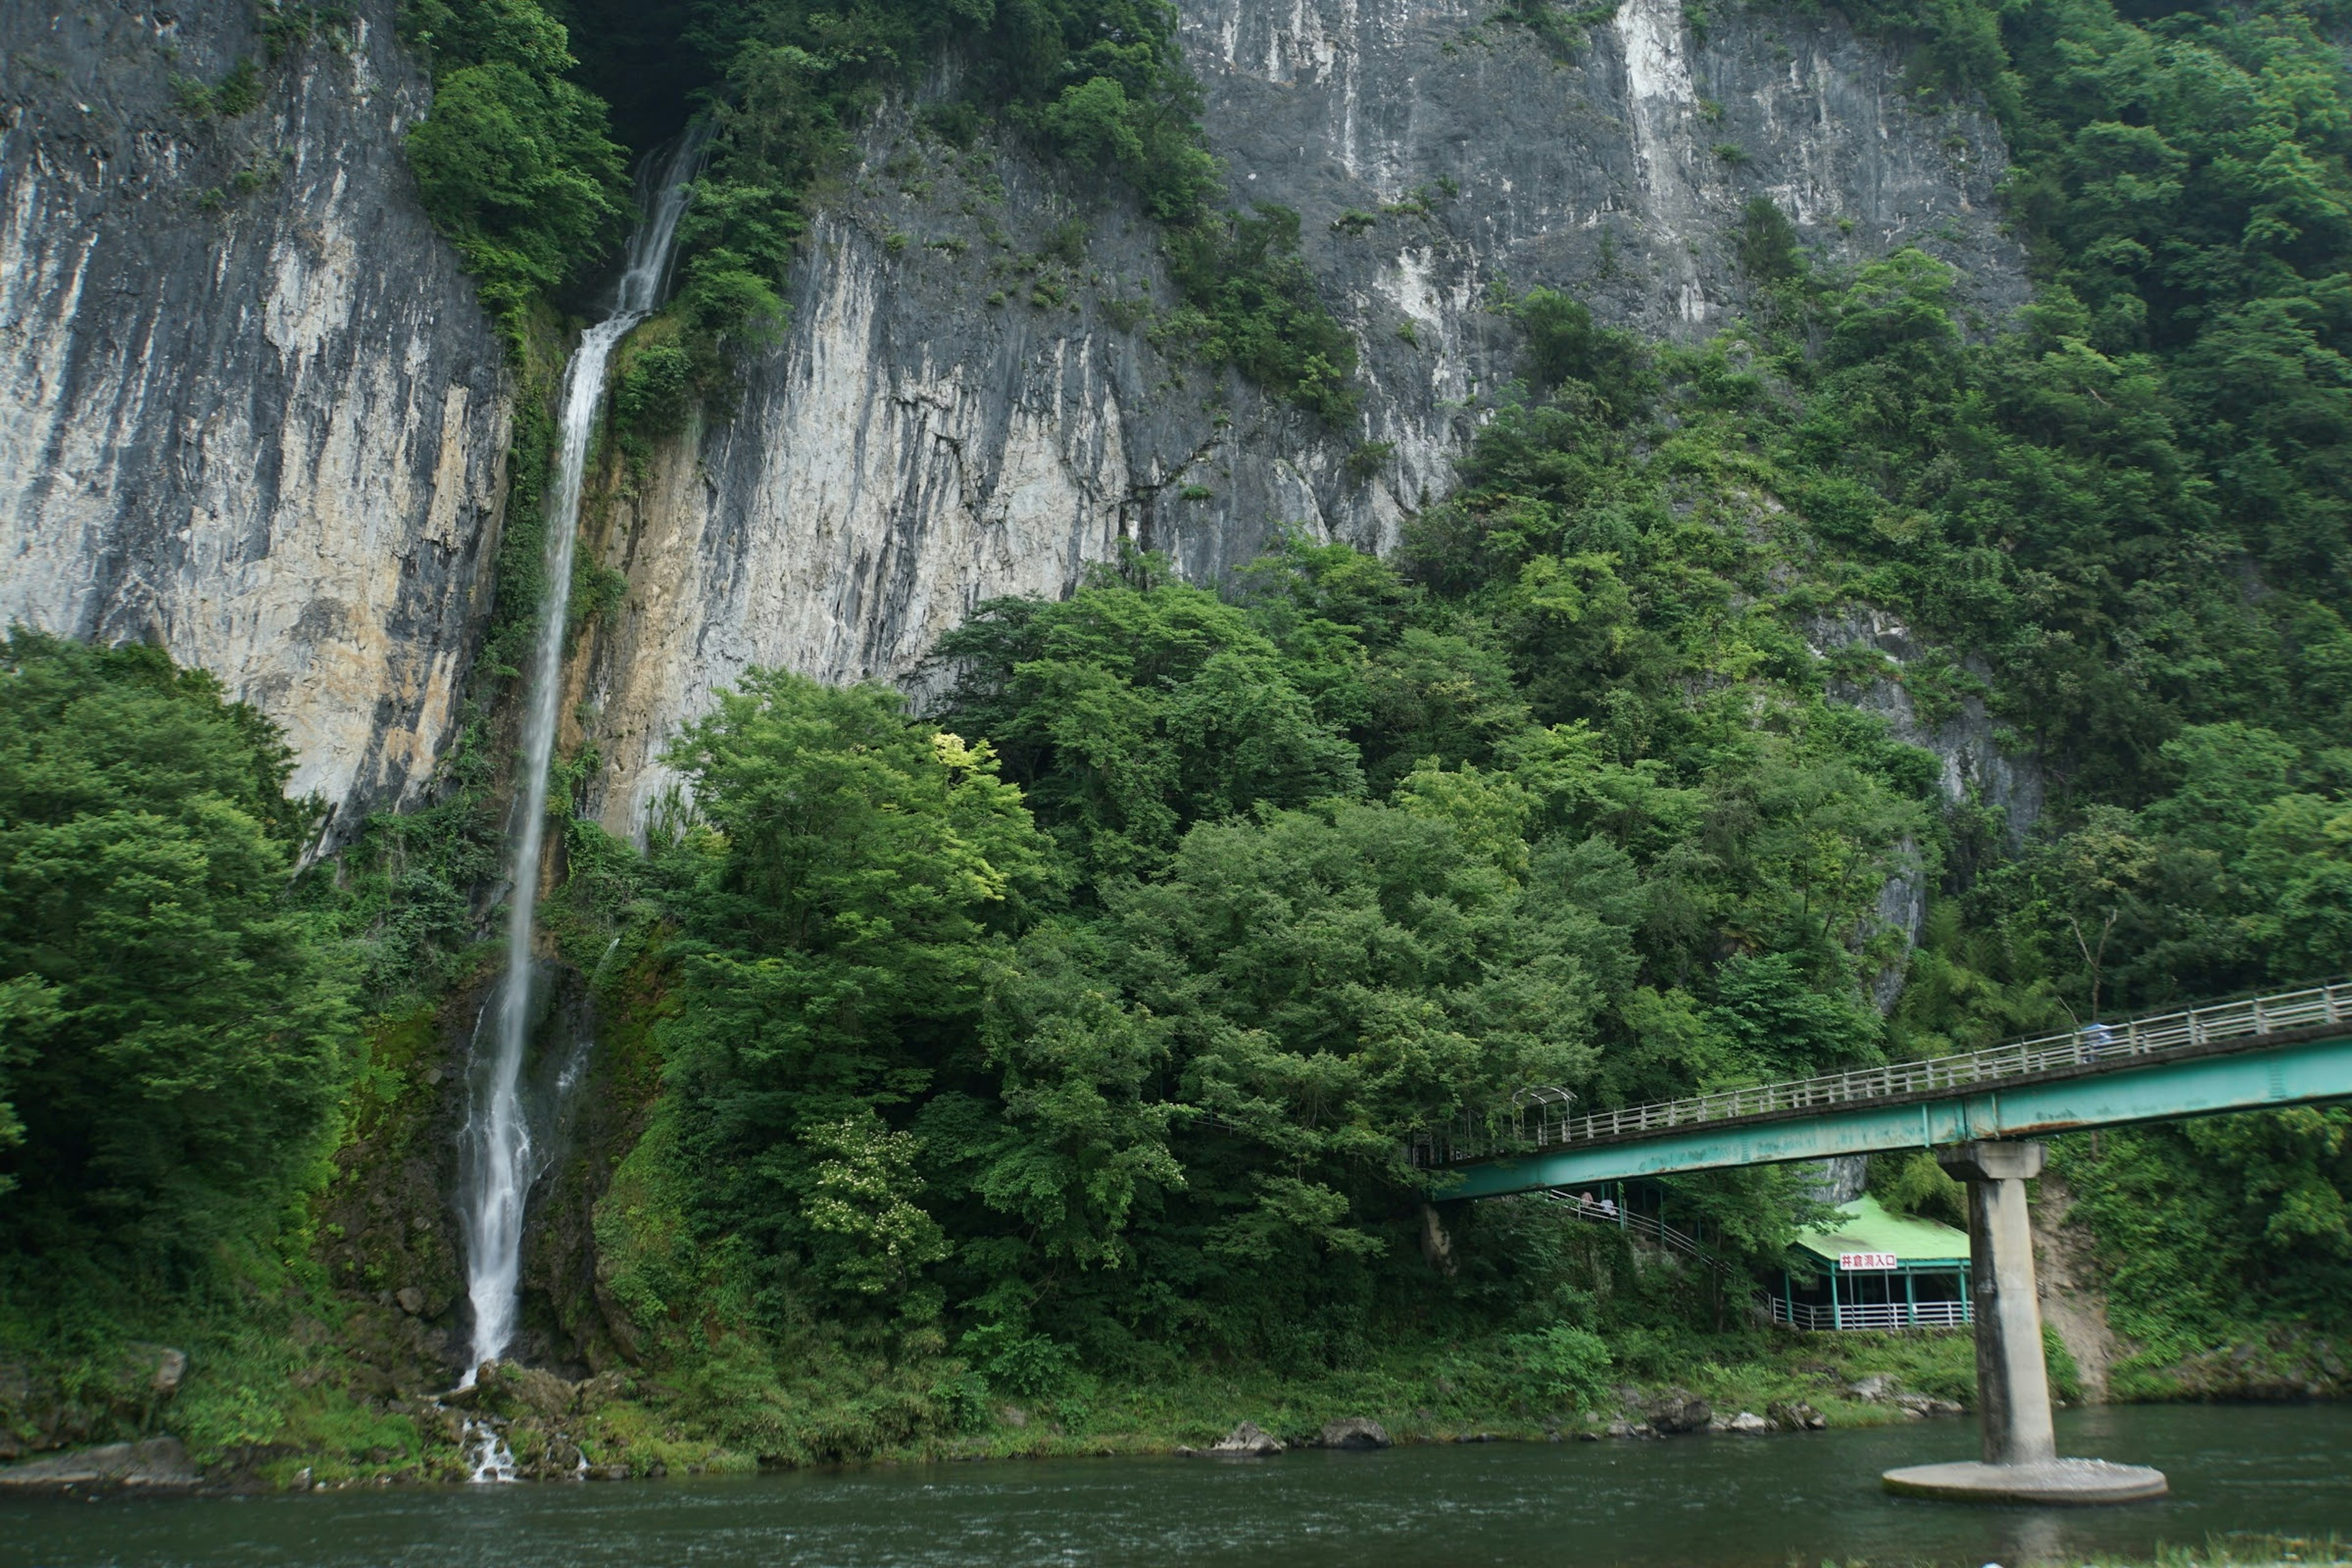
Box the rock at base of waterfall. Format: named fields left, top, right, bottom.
left=1208, top=1422, right=1283, bottom=1457
left=507, top=1367, right=579, bottom=1423
left=469, top=1360, right=576, bottom=1422
left=0, top=1436, right=202, bottom=1493
left=1318, top=1417, right=1390, bottom=1450
left=1645, top=1389, right=1713, bottom=1433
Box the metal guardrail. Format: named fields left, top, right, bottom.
left=1537, top=1191, right=1733, bottom=1273
left=1771, top=1297, right=1972, bottom=1332
left=1418, top=981, right=2352, bottom=1167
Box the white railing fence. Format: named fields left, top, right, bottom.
left=1415, top=981, right=2351, bottom=1167
left=1770, top=1296, right=1972, bottom=1332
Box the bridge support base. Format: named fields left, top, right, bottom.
left=1882, top=1458, right=2169, bottom=1504
left=1880, top=1140, right=2167, bottom=1506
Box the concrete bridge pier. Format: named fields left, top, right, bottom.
left=1951, top=1139, right=2059, bottom=1465
left=1880, top=1140, right=2168, bottom=1506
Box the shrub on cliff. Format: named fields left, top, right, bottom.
left=399, top=0, right=630, bottom=350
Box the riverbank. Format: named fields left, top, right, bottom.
left=0, top=1314, right=2299, bottom=1493
left=4, top=1326, right=1972, bottom=1491
left=10, top=1263, right=2349, bottom=1494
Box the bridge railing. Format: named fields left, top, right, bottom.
left=1415, top=981, right=2351, bottom=1167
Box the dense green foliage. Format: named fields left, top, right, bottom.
left=399, top=0, right=631, bottom=350
left=589, top=25, right=2352, bottom=1390
left=1818, top=0, right=2352, bottom=777
left=0, top=635, right=355, bottom=1291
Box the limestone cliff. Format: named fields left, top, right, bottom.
left=0, top=0, right=510, bottom=839
left=576, top=0, right=2026, bottom=834
left=0, top=0, right=2028, bottom=834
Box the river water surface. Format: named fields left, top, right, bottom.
left=10, top=1403, right=2347, bottom=1567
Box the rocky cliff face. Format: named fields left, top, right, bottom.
left=578, top=0, right=2027, bottom=833
left=0, top=0, right=510, bottom=838
left=1, top=0, right=2029, bottom=834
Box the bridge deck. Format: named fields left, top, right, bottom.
left=1425, top=984, right=2352, bottom=1199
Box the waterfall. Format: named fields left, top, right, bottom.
left=456, top=135, right=702, bottom=1389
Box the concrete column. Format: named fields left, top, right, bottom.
left=1939, top=1140, right=2056, bottom=1466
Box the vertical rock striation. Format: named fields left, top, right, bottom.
left=2, top=0, right=2032, bottom=835
left=582, top=0, right=2027, bottom=832
left=0, top=1, right=510, bottom=837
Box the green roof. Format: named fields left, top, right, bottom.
left=1795, top=1194, right=1970, bottom=1268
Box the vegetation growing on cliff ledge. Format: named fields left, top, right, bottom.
left=401, top=0, right=1359, bottom=414
left=657, top=0, right=1359, bottom=415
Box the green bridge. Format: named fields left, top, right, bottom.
left=1422, top=982, right=2352, bottom=1505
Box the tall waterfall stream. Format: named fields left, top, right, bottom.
left=453, top=138, right=700, bottom=1477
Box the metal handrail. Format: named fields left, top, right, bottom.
left=1537, top=1190, right=1733, bottom=1273
left=1419, top=981, right=2351, bottom=1167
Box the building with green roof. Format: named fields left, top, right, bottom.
left=1771, top=1195, right=1973, bottom=1332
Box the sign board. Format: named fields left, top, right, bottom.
left=1838, top=1252, right=1899, bottom=1272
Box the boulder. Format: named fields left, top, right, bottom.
left=575, top=1370, right=633, bottom=1411
left=0, top=1436, right=202, bottom=1493
left=1767, top=1400, right=1828, bottom=1430
left=1847, top=1373, right=1900, bottom=1402
left=503, top=1366, right=578, bottom=1423
left=1208, top=1422, right=1284, bottom=1457
left=394, top=1287, right=426, bottom=1316
left=1644, top=1389, right=1713, bottom=1434
left=151, top=1348, right=189, bottom=1397
left=464, top=1361, right=575, bottom=1422
left=1724, top=1411, right=1771, bottom=1434
left=1318, top=1417, right=1390, bottom=1450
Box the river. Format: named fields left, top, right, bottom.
left=9, top=1403, right=2346, bottom=1567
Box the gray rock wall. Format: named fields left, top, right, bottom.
left=0, top=0, right=2031, bottom=843
left=0, top=0, right=510, bottom=838
left=581, top=0, right=2028, bottom=834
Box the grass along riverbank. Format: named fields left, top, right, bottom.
left=239, top=1325, right=1990, bottom=1487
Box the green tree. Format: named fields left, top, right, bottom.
left=401, top=0, right=629, bottom=348
left=652, top=671, right=1050, bottom=1314
left=0, top=633, right=355, bottom=1279
left=935, top=564, right=1364, bottom=883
